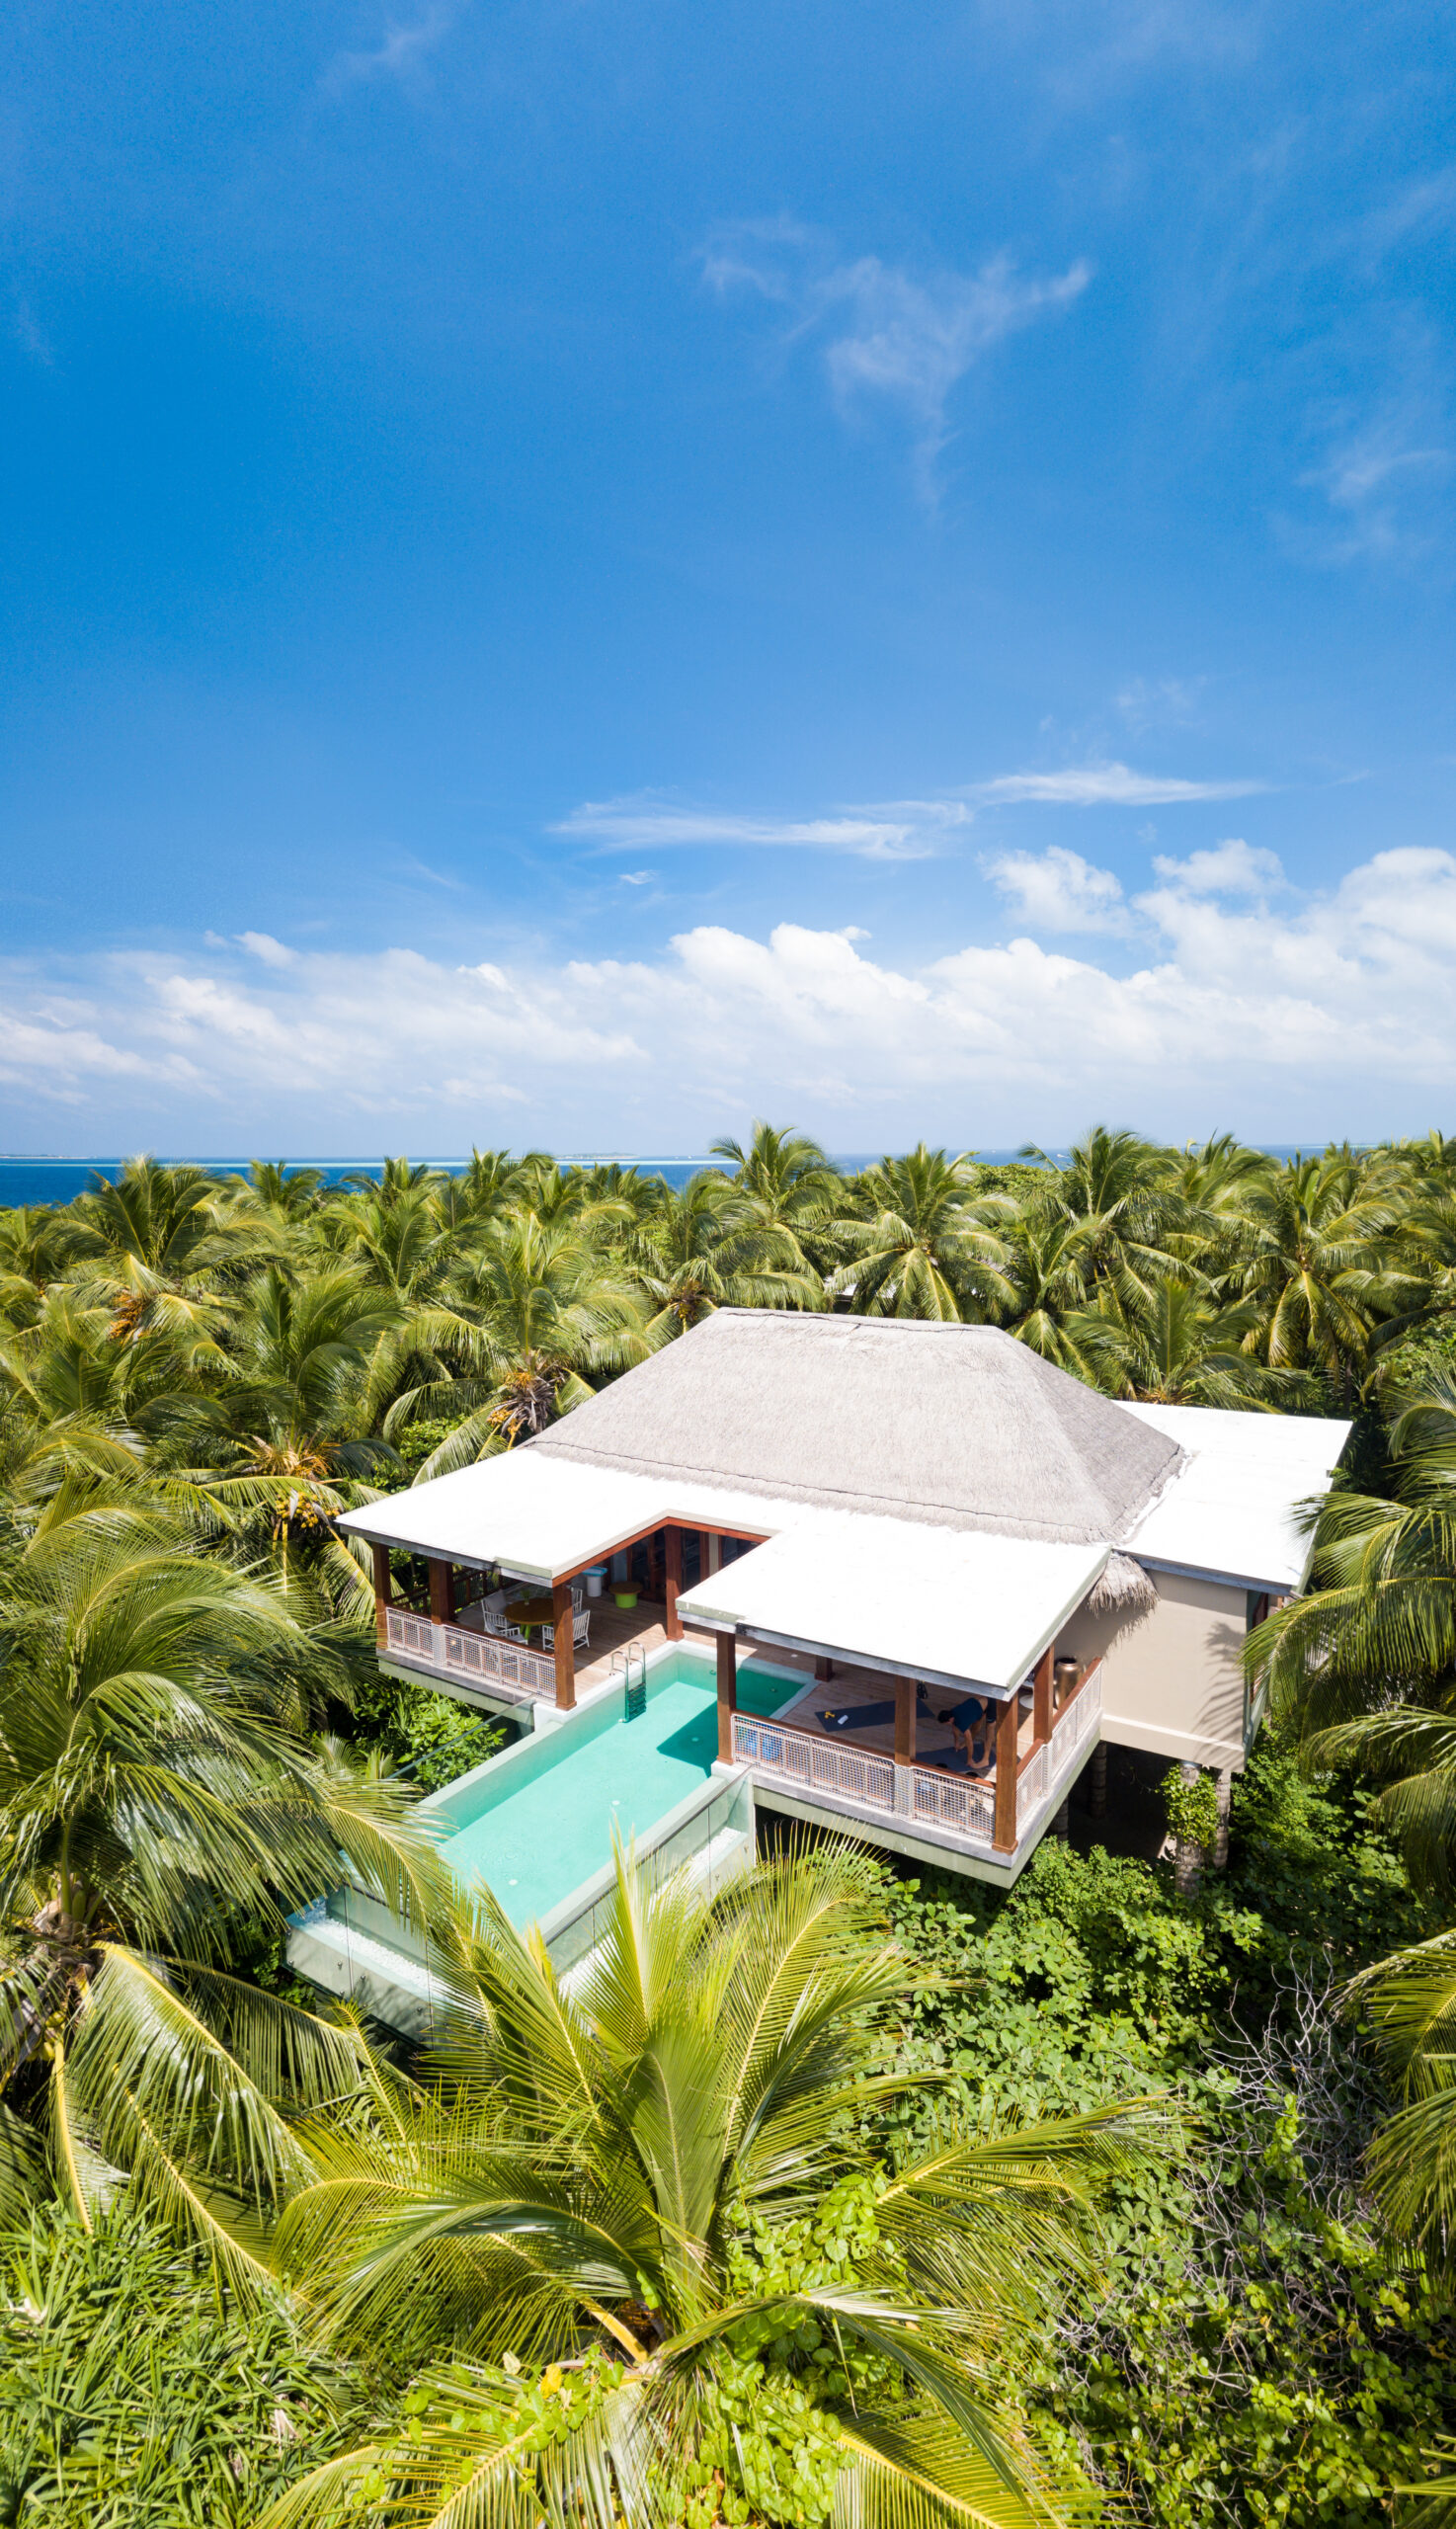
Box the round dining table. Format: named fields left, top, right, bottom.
left=505, top=1594, right=556, bottom=1640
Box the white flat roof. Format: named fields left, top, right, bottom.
left=677, top=1520, right=1109, bottom=1694
left=1119, top=1402, right=1351, bottom=1592
left=338, top=1450, right=800, bottom=1583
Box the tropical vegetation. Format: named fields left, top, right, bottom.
left=5, top=1124, right=1456, bottom=2523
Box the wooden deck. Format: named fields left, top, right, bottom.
left=573, top=1594, right=674, bottom=1695
left=586, top=1623, right=1038, bottom=1776
left=746, top=1657, right=1035, bottom=1772
left=393, top=1585, right=1035, bottom=1779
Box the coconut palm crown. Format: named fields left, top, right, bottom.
left=263, top=1842, right=1160, bottom=2529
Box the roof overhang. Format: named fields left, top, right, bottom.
left=678, top=1518, right=1111, bottom=1696
left=338, top=1451, right=794, bottom=1584
left=1118, top=1402, right=1352, bottom=1595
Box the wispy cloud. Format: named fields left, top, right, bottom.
left=969, top=760, right=1266, bottom=806
left=325, top=6, right=453, bottom=88
left=1284, top=318, right=1454, bottom=567
left=1357, top=166, right=1456, bottom=268
left=1114, top=674, right=1206, bottom=731
left=1301, top=403, right=1451, bottom=562
left=700, top=220, right=1090, bottom=499
left=13, top=298, right=54, bottom=369
left=975, top=0, right=1260, bottom=106
left=398, top=856, right=465, bottom=890
left=554, top=795, right=970, bottom=862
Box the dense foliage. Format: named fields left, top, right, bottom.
left=5, top=1125, right=1456, bottom=2525
left=0, top=2205, right=362, bottom=2524
left=883, top=1743, right=1455, bottom=2527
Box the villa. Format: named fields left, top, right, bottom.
left=287, top=1312, right=1350, bottom=2026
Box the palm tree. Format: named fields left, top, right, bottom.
left=837, top=1146, right=985, bottom=1320
left=1066, top=1274, right=1281, bottom=1409
left=236, top=1162, right=331, bottom=1220
left=1340, top=1928, right=1456, bottom=2286
left=179, top=1264, right=406, bottom=1617
left=1253, top=1372, right=1456, bottom=2266
left=979, top=1213, right=1099, bottom=1372
left=339, top=1157, right=445, bottom=1205
left=64, top=1156, right=274, bottom=1358
left=393, top=1215, right=649, bottom=1477
left=0, top=1519, right=444, bottom=2260
left=710, top=1122, right=844, bottom=1286
left=1256, top=1373, right=1456, bottom=1873
left=1019, top=1128, right=1182, bottom=1306
left=263, top=1844, right=1157, bottom=2529
left=628, top=1173, right=821, bottom=1340
left=455, top=1148, right=535, bottom=1219
left=0, top=1204, right=86, bottom=1325
left=1240, top=1152, right=1416, bottom=1397
left=0, top=1286, right=198, bottom=1538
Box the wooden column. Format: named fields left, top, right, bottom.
left=1032, top=1646, right=1054, bottom=1744
left=993, top=1692, right=1019, bottom=1853
left=552, top=1578, right=576, bottom=1711
left=716, top=1631, right=738, bottom=1763
left=428, top=1558, right=455, bottom=1626
left=894, top=1675, right=917, bottom=1770
left=664, top=1524, right=684, bottom=1641
left=371, top=1541, right=392, bottom=1647
left=814, top=1654, right=835, bottom=1682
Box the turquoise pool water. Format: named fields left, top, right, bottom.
left=425, top=1650, right=796, bottom=1929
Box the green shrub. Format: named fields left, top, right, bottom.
left=0, top=2205, right=363, bottom=2524
left=1162, top=1764, right=1221, bottom=1853
left=878, top=1734, right=1456, bottom=2526
left=349, top=1671, right=505, bottom=1790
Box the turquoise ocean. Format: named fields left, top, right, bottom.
left=0, top=1151, right=1062, bottom=1207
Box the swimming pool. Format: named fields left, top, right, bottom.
left=420, top=1648, right=799, bottom=1929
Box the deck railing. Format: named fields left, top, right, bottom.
left=1018, top=1662, right=1103, bottom=1832
left=730, top=1713, right=997, bottom=1843
left=911, top=1766, right=997, bottom=1842
left=383, top=1605, right=555, bottom=1704
left=731, top=1714, right=898, bottom=1814
left=734, top=1660, right=1104, bottom=1856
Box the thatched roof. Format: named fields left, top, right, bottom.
left=528, top=1311, right=1184, bottom=1548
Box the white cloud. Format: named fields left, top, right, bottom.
left=701, top=222, right=1090, bottom=497
left=9, top=845, right=1456, bottom=1144
left=983, top=845, right=1129, bottom=933
left=236, top=931, right=298, bottom=968
left=1150, top=839, right=1284, bottom=894
left=970, top=760, right=1266, bottom=806
left=555, top=796, right=969, bottom=862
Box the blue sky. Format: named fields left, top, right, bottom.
left=2, top=0, right=1453, bottom=1154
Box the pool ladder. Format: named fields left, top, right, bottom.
left=612, top=1643, right=648, bottom=1719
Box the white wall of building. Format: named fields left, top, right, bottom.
left=1061, top=1569, right=1252, bottom=1772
